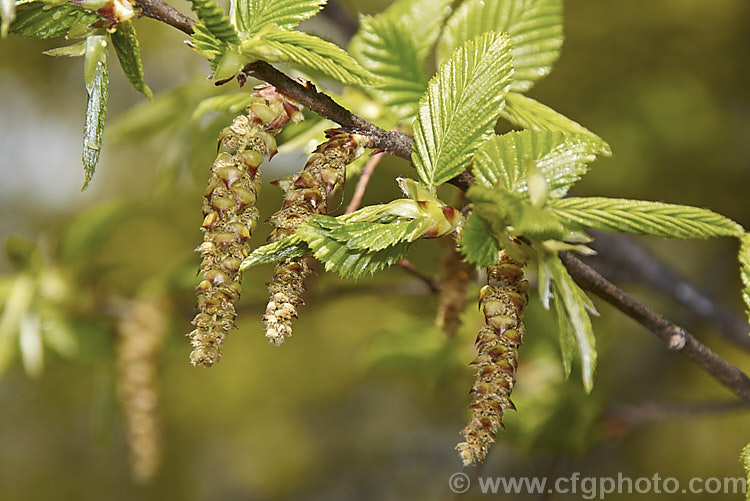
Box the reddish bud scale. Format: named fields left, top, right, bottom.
left=263, top=129, right=363, bottom=346
left=188, top=88, right=303, bottom=367
left=456, top=249, right=529, bottom=467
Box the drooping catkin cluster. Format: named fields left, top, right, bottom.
left=115, top=297, right=169, bottom=484
left=435, top=237, right=474, bottom=337
left=456, top=249, right=530, bottom=466
left=189, top=86, right=303, bottom=367
left=263, top=129, right=364, bottom=345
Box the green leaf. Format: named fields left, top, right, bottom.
left=240, top=236, right=308, bottom=269
left=349, top=15, right=428, bottom=120
left=43, top=39, right=88, bottom=57
left=111, top=21, right=152, bottom=98
left=232, top=0, right=326, bottom=37
left=1, top=0, right=16, bottom=38
left=437, top=0, right=562, bottom=92
left=82, top=35, right=108, bottom=190
left=192, top=92, right=259, bottom=121
left=188, top=0, right=240, bottom=45
left=474, top=130, right=603, bottom=198
left=551, top=279, right=576, bottom=378
left=547, top=197, right=745, bottom=239
left=500, top=92, right=611, bottom=155
left=8, top=1, right=99, bottom=39
left=739, top=233, right=750, bottom=324
left=382, top=0, right=453, bottom=59
left=547, top=255, right=596, bottom=392
left=248, top=30, right=375, bottom=87
left=459, top=213, right=501, bottom=268
left=190, top=21, right=227, bottom=69
left=412, top=31, right=514, bottom=188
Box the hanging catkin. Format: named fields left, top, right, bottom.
left=189, top=86, right=303, bottom=367
left=115, top=296, right=169, bottom=484
left=263, top=129, right=364, bottom=345
left=456, top=248, right=529, bottom=466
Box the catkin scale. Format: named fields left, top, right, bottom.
left=263, top=129, right=364, bottom=346
left=188, top=87, right=303, bottom=367
left=456, top=249, right=529, bottom=466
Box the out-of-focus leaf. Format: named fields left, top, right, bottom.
left=111, top=20, right=151, bottom=98
left=437, top=0, right=562, bottom=92
left=82, top=34, right=109, bottom=190
left=59, top=200, right=136, bottom=262
left=7, top=1, right=98, bottom=39
left=500, top=92, right=611, bottom=155
left=4, top=235, right=38, bottom=272
left=0, top=276, right=35, bottom=376
left=412, top=32, right=514, bottom=188
left=231, top=0, right=326, bottom=37
left=192, top=92, right=257, bottom=121
left=19, top=313, right=43, bottom=378
left=1, top=0, right=15, bottom=38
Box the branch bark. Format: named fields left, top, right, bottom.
left=560, top=251, right=750, bottom=402
left=135, top=0, right=195, bottom=34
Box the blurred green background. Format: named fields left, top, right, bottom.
left=1, top=0, right=749, bottom=499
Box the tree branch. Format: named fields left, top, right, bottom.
left=560, top=251, right=750, bottom=402
left=135, top=0, right=195, bottom=34
left=587, top=230, right=750, bottom=350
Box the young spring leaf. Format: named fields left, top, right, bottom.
left=111, top=21, right=152, bottom=99
left=739, top=233, right=750, bottom=324
left=474, top=130, right=603, bottom=198
left=412, top=31, right=514, bottom=188
left=349, top=15, right=428, bottom=121
left=248, top=30, right=374, bottom=87
left=500, top=92, right=611, bottom=155
left=547, top=197, right=745, bottom=239
left=349, top=0, right=453, bottom=121
left=437, top=0, right=562, bottom=92
left=547, top=255, right=597, bottom=392
left=43, top=40, right=88, bottom=57
left=7, top=1, right=99, bottom=39
left=188, top=0, right=240, bottom=45
left=231, top=0, right=326, bottom=37
left=459, top=213, right=502, bottom=268
left=82, top=35, right=109, bottom=190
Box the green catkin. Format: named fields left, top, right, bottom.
left=189, top=86, right=303, bottom=367
left=456, top=248, right=530, bottom=466
left=264, top=129, right=364, bottom=346
left=115, top=297, right=169, bottom=484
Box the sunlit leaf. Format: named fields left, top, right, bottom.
left=437, top=0, right=562, bottom=92
left=474, top=130, right=603, bottom=198
left=739, top=233, right=750, bottom=324
left=547, top=197, right=744, bottom=239
left=249, top=30, right=375, bottom=87
left=500, top=92, right=611, bottom=155
left=412, top=31, right=514, bottom=188
left=232, top=0, right=326, bottom=37
left=111, top=20, right=151, bottom=98
left=459, top=213, right=501, bottom=268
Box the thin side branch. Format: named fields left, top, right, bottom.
left=135, top=0, right=195, bottom=34
left=588, top=230, right=750, bottom=350
left=243, top=61, right=414, bottom=159
left=345, top=152, right=384, bottom=214
left=560, top=251, right=750, bottom=402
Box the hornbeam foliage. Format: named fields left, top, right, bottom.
left=3, top=0, right=749, bottom=476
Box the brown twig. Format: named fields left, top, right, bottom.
left=560, top=251, right=750, bottom=402
left=345, top=152, right=385, bottom=214
left=587, top=230, right=750, bottom=350
left=396, top=259, right=440, bottom=293
left=242, top=61, right=414, bottom=159
left=135, top=0, right=195, bottom=34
